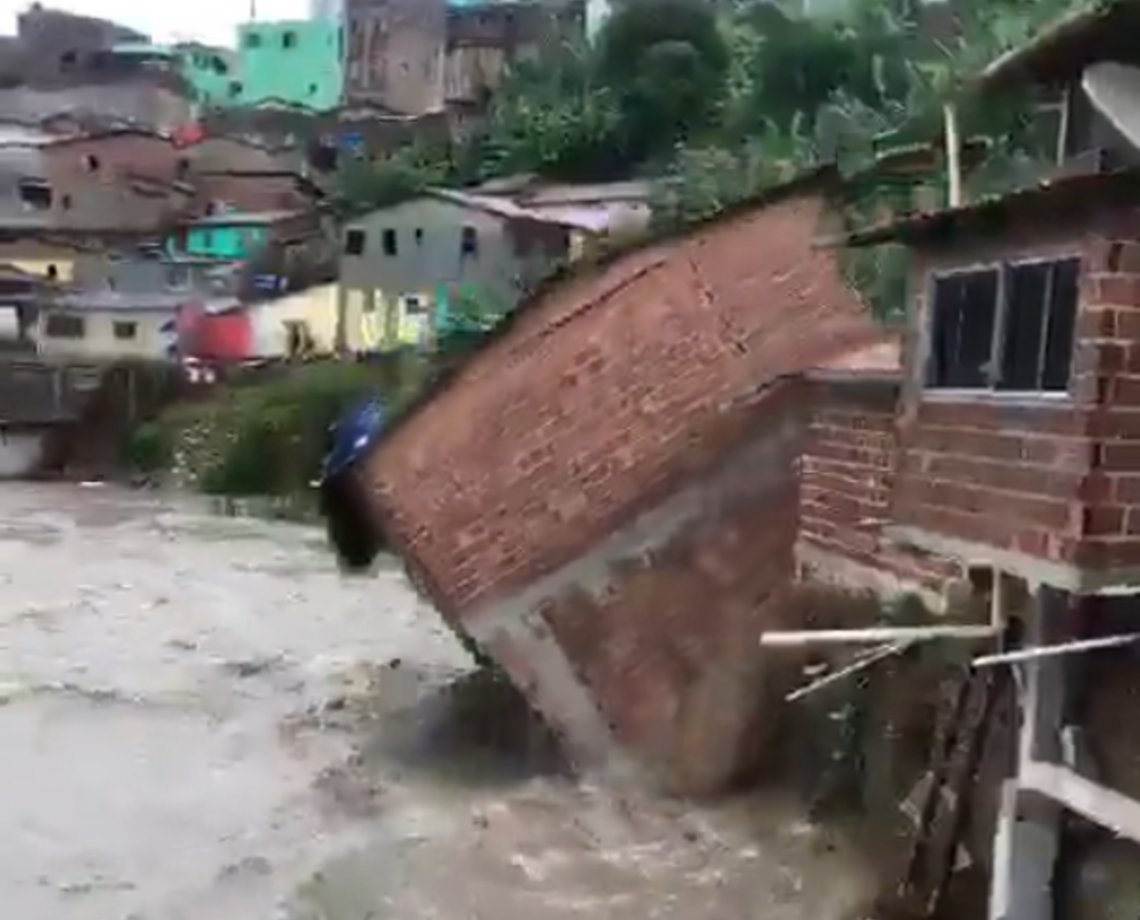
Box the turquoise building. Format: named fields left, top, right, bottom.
left=110, top=42, right=237, bottom=107
left=233, top=19, right=344, bottom=111
left=172, top=218, right=271, bottom=260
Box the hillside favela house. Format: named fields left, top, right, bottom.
left=337, top=187, right=606, bottom=354
left=824, top=5, right=1140, bottom=917
left=322, top=170, right=916, bottom=794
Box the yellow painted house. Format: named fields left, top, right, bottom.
left=244, top=283, right=421, bottom=356
left=338, top=286, right=433, bottom=353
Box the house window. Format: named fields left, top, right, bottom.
left=83, top=154, right=100, bottom=173
left=113, top=321, right=138, bottom=340
left=927, top=257, right=1080, bottom=393
left=414, top=228, right=424, bottom=245
left=404, top=296, right=426, bottom=315
left=282, top=30, right=298, bottom=49
left=44, top=314, right=84, bottom=338
left=461, top=226, right=478, bottom=258
left=345, top=229, right=366, bottom=255
left=382, top=228, right=397, bottom=256
left=244, top=32, right=261, bottom=48
left=228, top=80, right=243, bottom=98
left=18, top=179, right=52, bottom=210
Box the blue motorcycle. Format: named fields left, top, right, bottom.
left=319, top=394, right=388, bottom=572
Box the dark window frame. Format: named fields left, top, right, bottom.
left=344, top=228, right=366, bottom=255
left=461, top=225, right=478, bottom=258
left=381, top=228, right=398, bottom=257
left=925, top=255, right=1082, bottom=395
left=113, top=320, right=138, bottom=340
left=44, top=313, right=85, bottom=339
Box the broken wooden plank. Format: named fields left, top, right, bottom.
left=929, top=667, right=1004, bottom=917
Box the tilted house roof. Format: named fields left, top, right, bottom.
left=351, top=170, right=884, bottom=615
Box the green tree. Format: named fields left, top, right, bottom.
left=477, top=42, right=630, bottom=182
left=598, top=0, right=731, bottom=158
left=334, top=141, right=453, bottom=213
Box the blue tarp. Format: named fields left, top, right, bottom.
left=321, top=394, right=387, bottom=484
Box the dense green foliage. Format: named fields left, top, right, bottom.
left=151, top=359, right=426, bottom=497
left=152, top=0, right=1106, bottom=500
left=338, top=0, right=1085, bottom=231
left=124, top=421, right=173, bottom=473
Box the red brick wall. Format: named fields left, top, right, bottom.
left=42, top=132, right=185, bottom=229
left=43, top=132, right=180, bottom=184
left=891, top=209, right=1140, bottom=579
left=361, top=188, right=879, bottom=618
left=519, top=388, right=807, bottom=792
left=799, top=378, right=956, bottom=593
left=1073, top=235, right=1140, bottom=572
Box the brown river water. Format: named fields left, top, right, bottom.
left=0, top=483, right=874, bottom=920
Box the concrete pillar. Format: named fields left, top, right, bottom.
left=989, top=584, right=1068, bottom=920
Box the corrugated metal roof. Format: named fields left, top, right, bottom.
left=425, top=188, right=603, bottom=231
left=836, top=166, right=1140, bottom=248
left=186, top=209, right=304, bottom=226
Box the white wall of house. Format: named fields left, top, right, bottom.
left=31, top=309, right=176, bottom=361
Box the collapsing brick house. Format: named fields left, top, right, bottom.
left=332, top=170, right=954, bottom=793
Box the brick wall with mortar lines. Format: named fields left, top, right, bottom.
left=490, top=390, right=808, bottom=792
left=41, top=133, right=185, bottom=229
left=799, top=378, right=957, bottom=592
left=891, top=207, right=1140, bottom=578
left=1072, top=231, right=1140, bottom=572
left=360, top=190, right=879, bottom=620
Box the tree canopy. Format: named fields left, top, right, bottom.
left=337, top=0, right=1088, bottom=232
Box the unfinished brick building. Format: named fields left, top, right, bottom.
left=796, top=339, right=958, bottom=607
left=345, top=173, right=901, bottom=792
left=344, top=0, right=447, bottom=115
left=844, top=169, right=1140, bottom=590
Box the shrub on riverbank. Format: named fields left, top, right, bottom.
left=146, top=357, right=426, bottom=498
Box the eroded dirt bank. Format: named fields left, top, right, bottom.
left=0, top=484, right=874, bottom=920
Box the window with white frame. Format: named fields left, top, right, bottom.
left=926, top=257, right=1081, bottom=393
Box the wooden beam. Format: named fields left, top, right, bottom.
left=1021, top=762, right=1140, bottom=846
left=760, top=624, right=998, bottom=647
left=973, top=633, right=1140, bottom=668
left=944, top=103, right=963, bottom=208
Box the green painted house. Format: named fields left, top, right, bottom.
left=110, top=42, right=237, bottom=108
left=178, top=219, right=270, bottom=260
left=233, top=19, right=344, bottom=111
left=174, top=44, right=239, bottom=107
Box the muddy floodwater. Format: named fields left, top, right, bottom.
left=0, top=484, right=874, bottom=920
